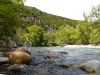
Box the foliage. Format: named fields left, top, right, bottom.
left=19, top=6, right=78, bottom=30
left=11, top=0, right=26, bottom=4
left=0, top=0, right=24, bottom=47
left=85, top=5, right=100, bottom=22
left=17, top=25, right=44, bottom=46
left=76, top=22, right=92, bottom=44
left=16, top=5, right=100, bottom=46
left=55, top=25, right=78, bottom=46
left=84, top=5, right=100, bottom=45
left=1, top=1, right=100, bottom=47
left=44, top=31, right=56, bottom=46
left=89, top=29, right=100, bottom=45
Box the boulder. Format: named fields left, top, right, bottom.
left=78, top=60, right=100, bottom=74
left=9, top=47, right=32, bottom=64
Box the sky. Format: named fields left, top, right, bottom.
left=25, top=0, right=100, bottom=20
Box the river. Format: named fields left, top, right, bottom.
left=0, top=45, right=100, bottom=75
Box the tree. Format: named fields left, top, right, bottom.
left=89, top=29, right=100, bottom=45
left=85, top=5, right=100, bottom=22
left=76, top=22, right=92, bottom=44
left=84, top=5, right=100, bottom=29
left=44, top=31, right=56, bottom=46
left=17, top=25, right=44, bottom=46
left=11, top=0, right=26, bottom=4
left=0, top=0, right=25, bottom=48
left=55, top=25, right=78, bottom=46
left=83, top=5, right=100, bottom=45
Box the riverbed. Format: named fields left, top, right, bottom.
left=0, top=45, right=100, bottom=75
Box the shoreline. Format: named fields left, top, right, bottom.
left=28, top=45, right=100, bottom=48
left=63, top=45, right=100, bottom=48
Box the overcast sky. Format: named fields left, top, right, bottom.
left=25, top=0, right=100, bottom=20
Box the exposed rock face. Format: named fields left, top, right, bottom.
left=78, top=60, right=100, bottom=74
left=9, top=47, right=32, bottom=64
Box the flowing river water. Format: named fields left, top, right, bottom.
left=0, top=45, right=100, bottom=75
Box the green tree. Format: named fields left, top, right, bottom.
left=0, top=0, right=26, bottom=48
left=11, top=0, right=26, bottom=4
left=84, top=5, right=100, bottom=30
left=44, top=31, right=56, bottom=46
left=83, top=5, right=100, bottom=45
left=55, top=25, right=78, bottom=46
left=17, top=25, right=44, bottom=46
left=76, top=22, right=92, bottom=44
left=85, top=5, right=100, bottom=22
left=89, top=29, right=100, bottom=45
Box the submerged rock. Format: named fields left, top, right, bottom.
left=59, top=52, right=68, bottom=54
left=47, top=51, right=60, bottom=61
left=78, top=60, right=100, bottom=74
left=58, top=64, right=70, bottom=68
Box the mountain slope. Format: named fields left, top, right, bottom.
left=19, top=6, right=78, bottom=30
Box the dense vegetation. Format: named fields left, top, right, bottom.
left=0, top=0, right=24, bottom=48
left=0, top=0, right=100, bottom=47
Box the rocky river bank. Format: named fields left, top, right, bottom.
left=0, top=47, right=100, bottom=75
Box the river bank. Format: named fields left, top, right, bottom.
left=63, top=45, right=100, bottom=48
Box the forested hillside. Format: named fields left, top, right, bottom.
left=18, top=6, right=78, bottom=30
left=16, top=6, right=81, bottom=46
left=17, top=5, right=100, bottom=46
left=0, top=0, right=100, bottom=47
